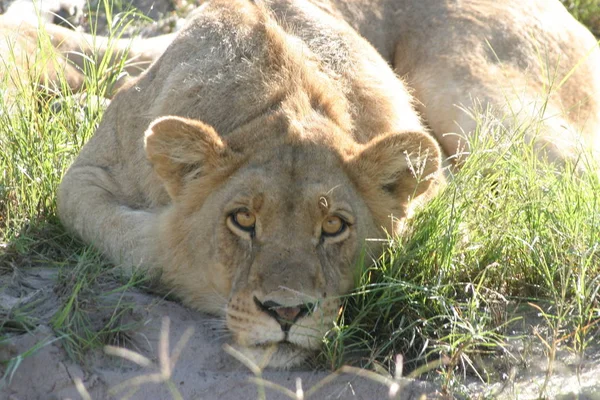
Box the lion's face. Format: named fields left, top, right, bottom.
left=211, top=147, right=376, bottom=367
left=145, top=113, right=440, bottom=367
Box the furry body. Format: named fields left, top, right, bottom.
left=58, top=0, right=600, bottom=366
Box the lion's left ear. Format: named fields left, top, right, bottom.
left=145, top=116, right=230, bottom=198
left=347, top=131, right=443, bottom=208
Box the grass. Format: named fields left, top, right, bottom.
left=0, top=2, right=154, bottom=387
left=0, top=1, right=599, bottom=399
left=323, top=110, right=600, bottom=396
left=50, top=249, right=148, bottom=361
left=561, top=0, right=600, bottom=37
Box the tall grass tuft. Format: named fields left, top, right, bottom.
left=0, top=7, right=138, bottom=247
left=324, top=106, right=600, bottom=392
left=0, top=6, right=149, bottom=364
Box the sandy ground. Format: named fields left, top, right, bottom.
left=1, top=267, right=600, bottom=400
left=0, top=267, right=435, bottom=400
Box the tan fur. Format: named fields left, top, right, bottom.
left=0, top=15, right=174, bottom=102
left=58, top=0, right=599, bottom=367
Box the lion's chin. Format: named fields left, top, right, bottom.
left=232, top=341, right=310, bottom=369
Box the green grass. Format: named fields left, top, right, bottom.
left=50, top=249, right=148, bottom=361
left=0, top=2, right=599, bottom=399
left=323, top=111, right=600, bottom=395
left=0, top=4, right=151, bottom=380
left=561, top=0, right=600, bottom=37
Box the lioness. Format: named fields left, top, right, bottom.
left=58, top=0, right=600, bottom=367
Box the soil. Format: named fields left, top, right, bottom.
left=0, top=266, right=435, bottom=400
left=1, top=266, right=599, bottom=399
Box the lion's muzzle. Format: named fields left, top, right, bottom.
left=253, top=296, right=314, bottom=333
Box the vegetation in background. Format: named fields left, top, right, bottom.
left=562, top=0, right=600, bottom=37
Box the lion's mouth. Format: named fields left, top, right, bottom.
left=244, top=340, right=309, bottom=368
left=248, top=335, right=313, bottom=360
left=251, top=338, right=306, bottom=350
left=226, top=294, right=335, bottom=367
left=273, top=341, right=306, bottom=357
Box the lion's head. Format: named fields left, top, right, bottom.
left=144, top=107, right=441, bottom=367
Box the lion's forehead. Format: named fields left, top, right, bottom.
left=227, top=166, right=355, bottom=210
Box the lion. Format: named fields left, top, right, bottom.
left=58, top=0, right=600, bottom=367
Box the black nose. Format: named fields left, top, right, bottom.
left=253, top=297, right=313, bottom=333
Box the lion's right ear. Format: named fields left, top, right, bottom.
left=145, top=116, right=227, bottom=198
left=345, top=131, right=443, bottom=224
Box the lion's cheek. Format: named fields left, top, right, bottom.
left=157, top=209, right=236, bottom=314
left=160, top=259, right=231, bottom=315
left=322, top=235, right=360, bottom=295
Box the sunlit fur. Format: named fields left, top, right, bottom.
left=58, top=0, right=442, bottom=367
left=0, top=15, right=173, bottom=104
left=58, top=0, right=600, bottom=367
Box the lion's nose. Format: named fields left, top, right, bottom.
left=253, top=297, right=312, bottom=332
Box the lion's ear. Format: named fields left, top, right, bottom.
left=348, top=131, right=443, bottom=211
left=145, top=116, right=226, bottom=198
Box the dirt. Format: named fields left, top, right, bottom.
left=1, top=266, right=600, bottom=399
left=0, top=267, right=435, bottom=400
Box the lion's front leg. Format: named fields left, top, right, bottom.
left=58, top=164, right=160, bottom=273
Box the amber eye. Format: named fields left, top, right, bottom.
left=232, top=209, right=256, bottom=231
left=321, top=216, right=346, bottom=237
